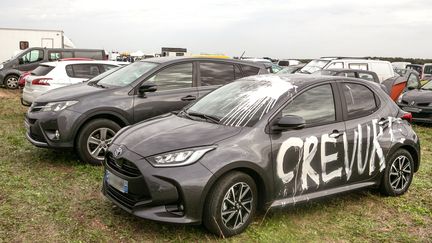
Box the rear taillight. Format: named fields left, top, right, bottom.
left=401, top=112, right=412, bottom=123
left=32, top=78, right=52, bottom=86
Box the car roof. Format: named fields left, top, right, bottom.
left=318, top=68, right=377, bottom=74
left=139, top=56, right=265, bottom=67
left=241, top=74, right=348, bottom=88
left=40, top=60, right=126, bottom=67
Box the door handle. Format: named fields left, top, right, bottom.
left=378, top=117, right=389, bottom=126
left=181, top=95, right=196, bottom=101
left=329, top=130, right=342, bottom=138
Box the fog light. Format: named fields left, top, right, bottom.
left=55, top=130, right=60, bottom=139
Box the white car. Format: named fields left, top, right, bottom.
left=22, top=60, right=126, bottom=104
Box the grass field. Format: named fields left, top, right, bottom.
left=0, top=91, right=431, bottom=242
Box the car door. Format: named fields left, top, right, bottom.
left=339, top=81, right=384, bottom=183
left=16, top=49, right=45, bottom=71
left=270, top=83, right=346, bottom=200
left=132, top=62, right=198, bottom=122
left=196, top=61, right=243, bottom=98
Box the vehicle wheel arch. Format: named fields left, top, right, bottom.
left=73, top=111, right=130, bottom=145
left=199, top=161, right=272, bottom=220
left=386, top=142, right=420, bottom=172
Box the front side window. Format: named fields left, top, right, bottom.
left=240, top=65, right=260, bottom=76
left=342, top=83, right=377, bottom=119
left=200, top=62, right=235, bottom=86
left=282, top=84, right=336, bottom=125
left=97, top=61, right=157, bottom=87
left=147, top=63, right=193, bottom=90
left=21, top=50, right=43, bottom=64
left=358, top=72, right=375, bottom=82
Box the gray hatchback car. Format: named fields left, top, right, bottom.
left=25, top=57, right=268, bottom=164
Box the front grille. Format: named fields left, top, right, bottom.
left=106, top=185, right=137, bottom=209
left=106, top=153, right=141, bottom=177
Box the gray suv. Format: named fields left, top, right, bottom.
left=25, top=57, right=268, bottom=164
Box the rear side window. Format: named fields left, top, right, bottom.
left=31, top=65, right=54, bottom=76
left=199, top=62, right=237, bottom=86
left=240, top=65, right=260, bottom=76
left=102, top=64, right=118, bottom=71
left=327, top=62, right=344, bottom=69
left=337, top=72, right=356, bottom=78
left=349, top=63, right=368, bottom=70
left=74, top=51, right=103, bottom=60
left=66, top=64, right=101, bottom=78
left=282, top=84, right=336, bottom=125
left=358, top=72, right=376, bottom=82
left=61, top=52, right=73, bottom=58
left=342, top=83, right=377, bottom=119
left=49, top=52, right=61, bottom=61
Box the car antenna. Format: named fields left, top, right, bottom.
left=239, top=51, right=246, bottom=60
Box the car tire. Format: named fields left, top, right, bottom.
left=380, top=149, right=414, bottom=196
left=203, top=171, right=257, bottom=237
left=5, top=74, right=19, bottom=89
left=76, top=119, right=121, bottom=165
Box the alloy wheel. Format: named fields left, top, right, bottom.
left=221, top=182, right=253, bottom=230
left=389, top=155, right=412, bottom=192
left=86, top=127, right=115, bottom=161
left=6, top=76, right=18, bottom=89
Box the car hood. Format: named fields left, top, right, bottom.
left=403, top=89, right=432, bottom=103
left=35, top=82, right=105, bottom=102
left=113, top=113, right=242, bottom=157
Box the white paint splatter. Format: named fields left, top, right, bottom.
left=321, top=134, right=341, bottom=183
left=301, top=136, right=319, bottom=190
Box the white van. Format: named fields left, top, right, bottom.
left=301, top=58, right=395, bottom=82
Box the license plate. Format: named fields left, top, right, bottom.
left=105, top=170, right=128, bottom=193
left=403, top=107, right=421, bottom=113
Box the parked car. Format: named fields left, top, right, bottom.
left=102, top=74, right=419, bottom=237
left=0, top=48, right=107, bottom=89
left=277, top=64, right=306, bottom=74
left=382, top=69, right=421, bottom=101
left=24, top=57, right=269, bottom=165
left=397, top=80, right=432, bottom=123
left=21, top=60, right=126, bottom=105
left=422, top=63, right=432, bottom=80
left=406, top=64, right=423, bottom=79
left=300, top=57, right=395, bottom=82
left=311, top=69, right=380, bottom=83
left=277, top=59, right=301, bottom=67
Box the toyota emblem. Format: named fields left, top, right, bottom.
left=114, top=147, right=123, bottom=157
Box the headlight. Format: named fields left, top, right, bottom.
left=41, top=101, right=78, bottom=112
left=0, top=64, right=3, bottom=70
left=147, top=146, right=216, bottom=167
left=397, top=93, right=404, bottom=103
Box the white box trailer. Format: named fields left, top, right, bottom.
left=0, top=28, right=75, bottom=62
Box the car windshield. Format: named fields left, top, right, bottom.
left=185, top=77, right=297, bottom=127
left=97, top=61, right=158, bottom=87
left=421, top=81, right=432, bottom=90
left=300, top=59, right=330, bottom=74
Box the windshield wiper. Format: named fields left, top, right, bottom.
left=185, top=111, right=221, bottom=124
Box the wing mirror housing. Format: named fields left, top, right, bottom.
left=138, top=84, right=157, bottom=97
left=271, top=115, right=305, bottom=133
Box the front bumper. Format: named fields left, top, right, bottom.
left=102, top=145, right=214, bottom=224
left=25, top=108, right=83, bottom=148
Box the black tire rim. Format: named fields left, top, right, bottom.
left=6, top=76, right=18, bottom=89
left=389, top=155, right=412, bottom=192
left=220, top=182, right=253, bottom=230
left=86, top=127, right=115, bottom=161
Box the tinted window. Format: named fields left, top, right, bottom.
left=66, top=64, right=101, bottom=78
left=147, top=63, right=192, bottom=90
left=342, top=83, right=377, bottom=119
left=31, top=65, right=54, bottom=76
left=200, top=62, right=235, bottom=86
left=61, top=52, right=73, bottom=58
left=240, top=65, right=260, bottom=76
left=74, top=51, right=103, bottom=59
left=282, top=84, right=336, bottom=124
left=21, top=50, right=43, bottom=64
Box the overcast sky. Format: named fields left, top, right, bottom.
left=2, top=0, right=432, bottom=58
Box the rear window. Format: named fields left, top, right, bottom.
left=31, top=65, right=55, bottom=76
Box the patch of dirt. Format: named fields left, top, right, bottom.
left=0, top=89, right=20, bottom=98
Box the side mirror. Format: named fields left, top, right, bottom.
left=271, top=115, right=305, bottom=132
left=138, top=84, right=157, bottom=97
left=18, top=57, right=24, bottom=65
